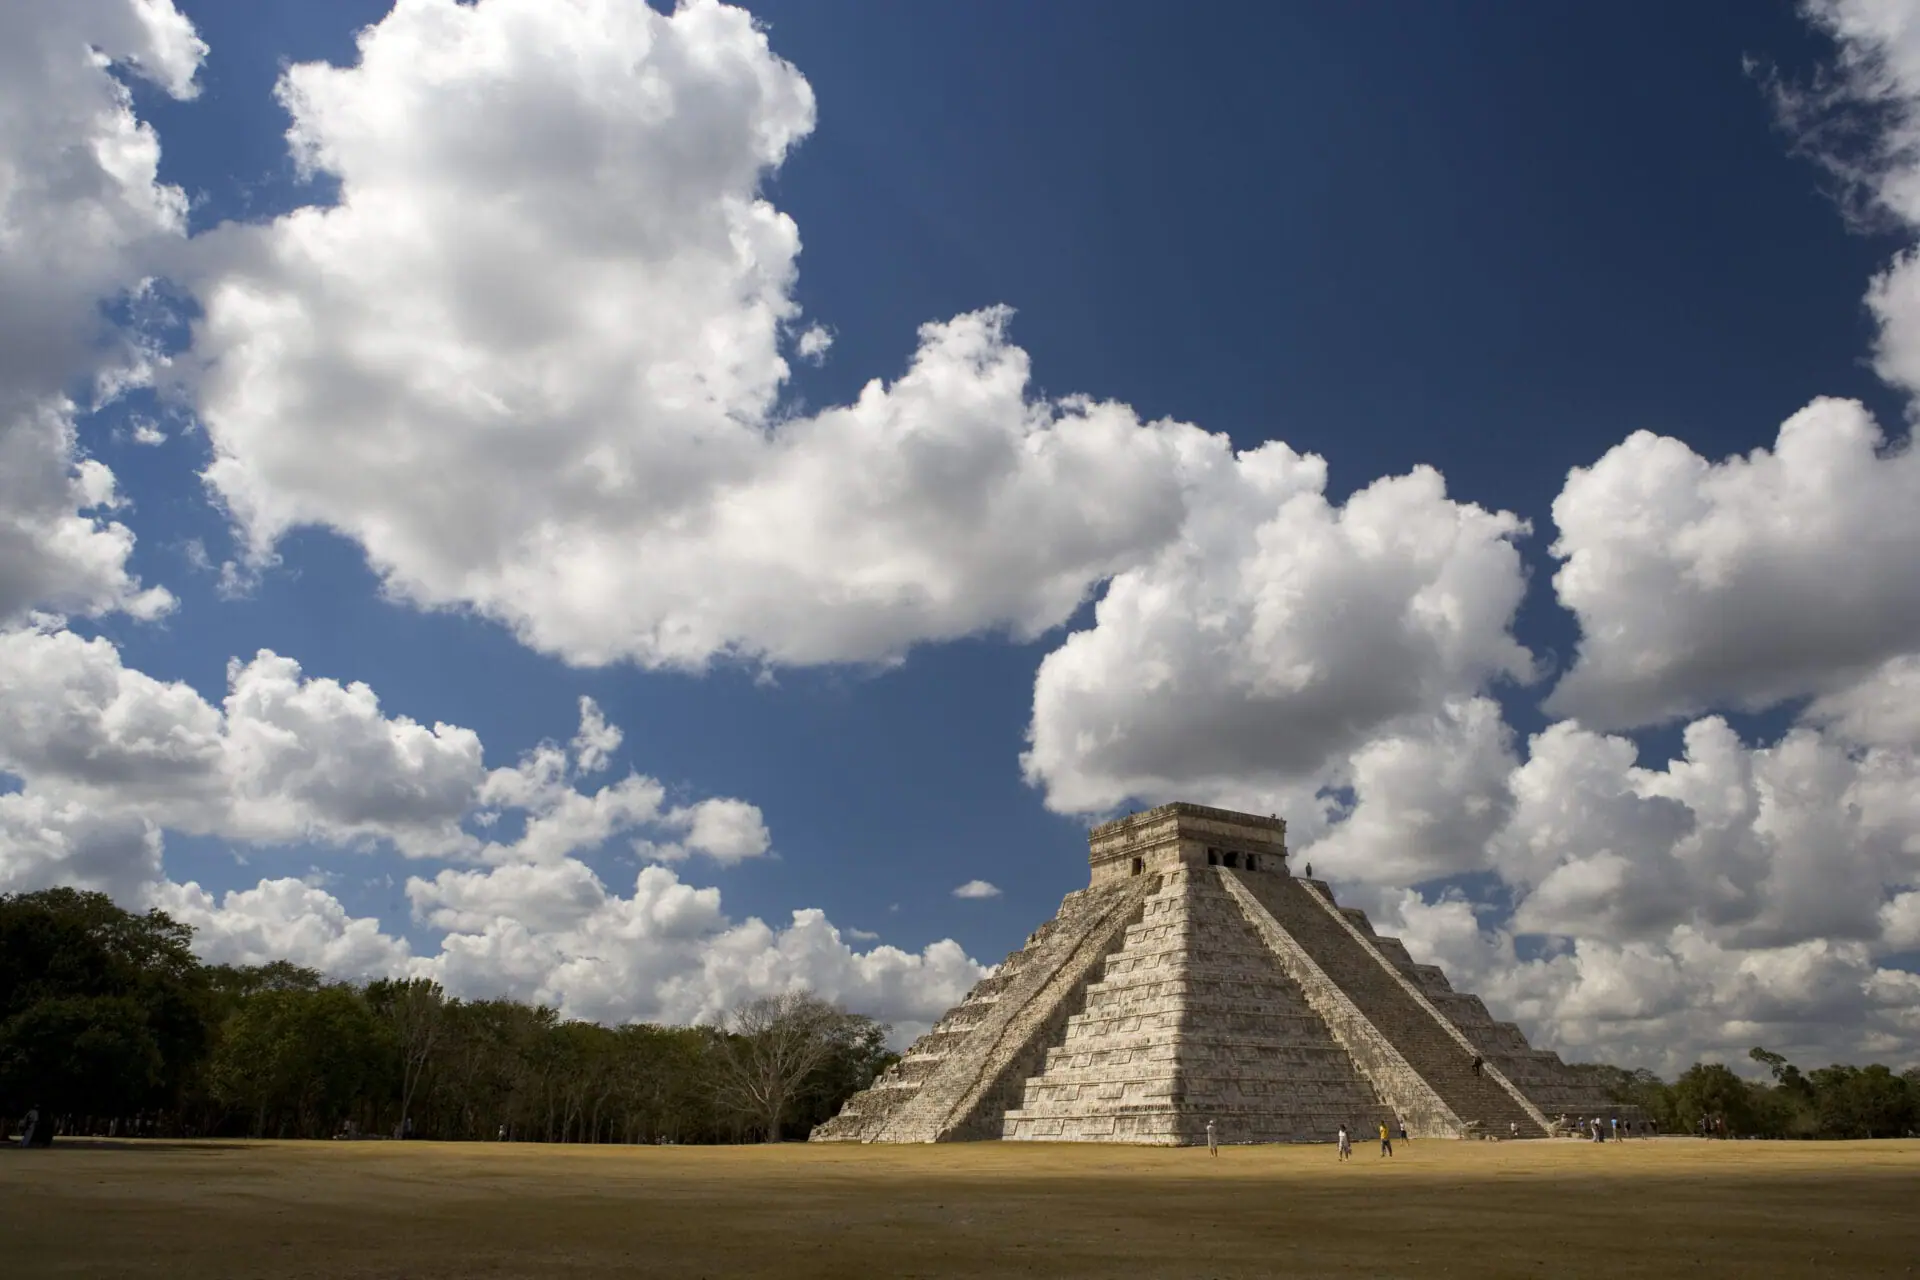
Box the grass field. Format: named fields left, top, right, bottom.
left=4, top=1136, right=1917, bottom=1279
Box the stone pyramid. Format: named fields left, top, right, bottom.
left=812, top=803, right=1628, bottom=1145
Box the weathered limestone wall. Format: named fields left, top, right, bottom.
left=1242, top=875, right=1550, bottom=1136
left=1004, top=868, right=1388, bottom=1143
left=811, top=875, right=1154, bottom=1143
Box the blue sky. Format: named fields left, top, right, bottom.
left=5, top=0, right=1920, bottom=1070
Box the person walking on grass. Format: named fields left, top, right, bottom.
left=1379, top=1121, right=1394, bottom=1158
left=1337, top=1124, right=1351, bottom=1161
left=1206, top=1119, right=1218, bottom=1157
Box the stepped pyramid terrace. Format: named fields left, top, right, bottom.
left=812, top=803, right=1629, bottom=1145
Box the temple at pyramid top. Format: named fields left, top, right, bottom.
left=1087, top=802, right=1289, bottom=884
left=813, top=802, right=1633, bottom=1145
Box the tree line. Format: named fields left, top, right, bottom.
left=5, top=887, right=1917, bottom=1145
left=1583, top=1050, right=1920, bottom=1140
left=0, top=889, right=892, bottom=1144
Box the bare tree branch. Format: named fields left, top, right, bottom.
left=709, top=992, right=860, bottom=1141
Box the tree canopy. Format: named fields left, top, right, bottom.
left=1, top=888, right=894, bottom=1144
left=1578, top=1048, right=1920, bottom=1140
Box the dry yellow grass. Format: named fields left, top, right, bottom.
left=3, top=1136, right=1917, bottom=1279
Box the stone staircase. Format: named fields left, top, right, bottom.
left=810, top=875, right=1154, bottom=1142
left=1367, top=940, right=1651, bottom=1128
left=1216, top=870, right=1461, bottom=1138
left=1243, top=875, right=1550, bottom=1137
left=1365, top=933, right=1642, bottom=1127
left=1004, top=868, right=1387, bottom=1144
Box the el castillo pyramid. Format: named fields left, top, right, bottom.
left=813, top=803, right=1627, bottom=1145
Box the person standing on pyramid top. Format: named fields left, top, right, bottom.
left=1379, top=1121, right=1393, bottom=1157
left=1206, top=1119, right=1218, bottom=1157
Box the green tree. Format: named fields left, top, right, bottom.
left=209, top=986, right=391, bottom=1138
left=0, top=889, right=211, bottom=1121
left=206, top=961, right=325, bottom=1002
left=1746, top=1048, right=1818, bottom=1137
left=0, top=996, right=163, bottom=1118
left=607, top=1023, right=721, bottom=1143
left=1671, top=1062, right=1758, bottom=1135
left=366, top=978, right=445, bottom=1138
left=1808, top=1064, right=1917, bottom=1139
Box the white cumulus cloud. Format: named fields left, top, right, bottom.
left=182, top=0, right=1225, bottom=671
left=670, top=796, right=771, bottom=865
left=0, top=793, right=161, bottom=901
left=408, top=858, right=983, bottom=1029
left=0, top=620, right=784, bottom=885
left=1545, top=399, right=1920, bottom=728
left=1022, top=451, right=1532, bottom=820
left=155, top=876, right=418, bottom=984
left=0, top=0, right=196, bottom=624
left=568, top=695, right=623, bottom=774
left=0, top=621, right=483, bottom=858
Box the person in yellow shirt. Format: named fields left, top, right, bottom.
left=1379, top=1121, right=1394, bottom=1157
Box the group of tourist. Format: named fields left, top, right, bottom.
left=1202, top=1118, right=1406, bottom=1158
left=1557, top=1114, right=1653, bottom=1140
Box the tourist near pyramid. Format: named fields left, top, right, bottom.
left=812, top=803, right=1629, bottom=1145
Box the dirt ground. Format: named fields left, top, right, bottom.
left=3, top=1136, right=1916, bottom=1279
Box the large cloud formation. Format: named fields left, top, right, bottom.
left=1022, top=451, right=1532, bottom=828
left=0, top=0, right=192, bottom=623
left=1545, top=398, right=1920, bottom=728
left=183, top=0, right=1223, bottom=669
